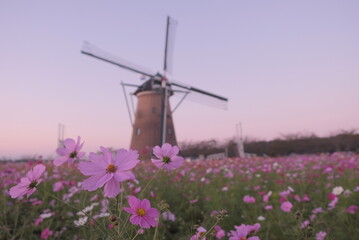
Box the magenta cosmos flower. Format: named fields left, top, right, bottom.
left=123, top=196, right=159, bottom=229
left=280, top=201, right=293, bottom=212
left=79, top=147, right=139, bottom=198
left=243, top=195, right=256, bottom=203
left=54, top=136, right=85, bottom=166
left=9, top=164, right=46, bottom=198
left=151, top=143, right=184, bottom=170
left=229, top=224, right=260, bottom=240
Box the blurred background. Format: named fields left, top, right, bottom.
left=1, top=1, right=358, bottom=159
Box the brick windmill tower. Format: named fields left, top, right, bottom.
left=81, top=16, right=228, bottom=158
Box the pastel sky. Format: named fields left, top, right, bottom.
left=1, top=1, right=358, bottom=159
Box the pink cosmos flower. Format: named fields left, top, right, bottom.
left=280, top=201, right=293, bottom=212
left=162, top=211, right=176, bottom=221
left=79, top=147, right=139, bottom=198
left=301, top=220, right=310, bottom=228
left=294, top=195, right=301, bottom=202
left=53, top=181, right=64, bottom=192
left=214, top=225, right=225, bottom=239
left=123, top=196, right=159, bottom=229
left=229, top=224, right=260, bottom=240
left=190, top=226, right=207, bottom=240
left=54, top=136, right=85, bottom=166
left=328, top=197, right=338, bottom=211
left=302, top=194, right=311, bottom=202
left=315, top=231, right=327, bottom=240
left=40, top=228, right=53, bottom=239
left=346, top=205, right=358, bottom=214
left=151, top=143, right=184, bottom=170
left=243, top=195, right=256, bottom=203
left=247, top=223, right=261, bottom=233
left=264, top=205, right=273, bottom=210
left=9, top=164, right=46, bottom=198
left=327, top=193, right=336, bottom=201
left=263, top=191, right=272, bottom=203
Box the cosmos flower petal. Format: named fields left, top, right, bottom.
left=26, top=188, right=36, bottom=197
left=124, top=207, right=136, bottom=215
left=151, top=159, right=164, bottom=169
left=248, top=237, right=260, bottom=240
left=114, top=171, right=135, bottom=182
left=56, top=148, right=68, bottom=156
left=229, top=230, right=239, bottom=238
left=130, top=215, right=142, bottom=225
left=236, top=225, right=249, bottom=238
left=103, top=178, right=121, bottom=198
left=75, top=136, right=82, bottom=149
left=146, top=216, right=158, bottom=227
left=79, top=161, right=106, bottom=176
left=139, top=217, right=151, bottom=229
left=128, top=196, right=141, bottom=209
left=82, top=174, right=106, bottom=191
left=100, top=146, right=112, bottom=165
left=88, top=152, right=108, bottom=168
left=78, top=141, right=84, bottom=151
left=161, top=143, right=172, bottom=156
left=168, top=145, right=179, bottom=157
left=140, top=199, right=150, bottom=210
left=77, top=151, right=86, bottom=158
left=146, top=208, right=160, bottom=218
left=115, top=150, right=140, bottom=171
left=9, top=184, right=28, bottom=198
left=53, top=156, right=70, bottom=167
left=64, top=138, right=76, bottom=150
left=153, top=146, right=163, bottom=158
left=31, top=164, right=46, bottom=180
left=19, top=177, right=31, bottom=185
left=95, top=173, right=113, bottom=189
left=169, top=156, right=184, bottom=168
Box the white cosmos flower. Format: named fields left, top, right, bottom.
left=332, top=186, right=344, bottom=195
left=40, top=213, right=53, bottom=219
left=74, top=216, right=88, bottom=226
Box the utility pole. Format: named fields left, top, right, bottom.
left=58, top=123, right=65, bottom=148
left=236, top=122, right=245, bottom=158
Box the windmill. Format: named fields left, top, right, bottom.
left=81, top=16, right=228, bottom=157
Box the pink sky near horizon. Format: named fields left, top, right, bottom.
left=1, top=1, right=358, bottom=159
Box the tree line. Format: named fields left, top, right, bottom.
left=179, top=130, right=359, bottom=158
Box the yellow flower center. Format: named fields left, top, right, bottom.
left=241, top=238, right=247, bottom=240
left=136, top=208, right=146, bottom=216
left=106, top=163, right=117, bottom=173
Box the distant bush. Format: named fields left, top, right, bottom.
left=179, top=130, right=359, bottom=157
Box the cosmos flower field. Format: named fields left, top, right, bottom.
left=1, top=140, right=358, bottom=240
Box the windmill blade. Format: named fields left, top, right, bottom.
left=172, top=88, right=228, bottom=110
left=171, top=81, right=228, bottom=109
left=171, top=81, right=228, bottom=102
left=81, top=41, right=156, bottom=77
left=163, top=16, right=178, bottom=75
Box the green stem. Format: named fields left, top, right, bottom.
left=116, top=194, right=119, bottom=216
left=153, top=219, right=160, bottom=240
left=140, top=167, right=162, bottom=197
left=130, top=230, right=140, bottom=240
left=200, top=218, right=221, bottom=240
